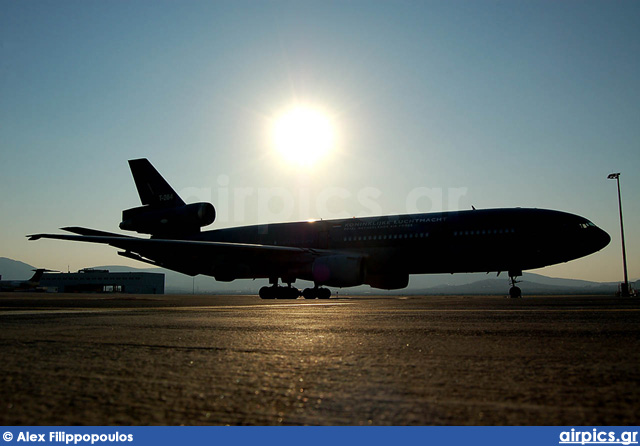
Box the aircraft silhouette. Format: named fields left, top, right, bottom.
left=0, top=269, right=55, bottom=292
left=29, top=159, right=610, bottom=298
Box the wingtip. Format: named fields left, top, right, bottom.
left=128, top=158, right=149, bottom=165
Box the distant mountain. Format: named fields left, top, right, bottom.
left=0, top=257, right=38, bottom=280
left=0, top=257, right=631, bottom=295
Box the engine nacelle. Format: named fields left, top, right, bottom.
left=312, top=255, right=364, bottom=287
left=120, top=202, right=215, bottom=236
left=365, top=273, right=409, bottom=290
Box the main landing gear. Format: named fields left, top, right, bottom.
left=508, top=270, right=522, bottom=299
left=259, top=285, right=300, bottom=299
left=301, top=286, right=331, bottom=300
left=258, top=278, right=331, bottom=300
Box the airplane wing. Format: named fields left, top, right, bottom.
left=28, top=228, right=323, bottom=278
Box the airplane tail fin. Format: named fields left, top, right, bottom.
left=29, top=269, right=55, bottom=283
left=121, top=159, right=215, bottom=236
left=128, top=158, right=185, bottom=208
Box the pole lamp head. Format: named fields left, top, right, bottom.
left=608, top=173, right=620, bottom=180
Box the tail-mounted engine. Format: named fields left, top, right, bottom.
left=120, top=158, right=216, bottom=236
left=120, top=202, right=215, bottom=237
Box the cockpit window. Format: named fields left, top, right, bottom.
left=579, top=221, right=596, bottom=229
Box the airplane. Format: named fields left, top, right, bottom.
left=0, top=269, right=55, bottom=292
left=28, top=158, right=611, bottom=299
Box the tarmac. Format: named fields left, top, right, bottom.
left=0, top=293, right=638, bottom=426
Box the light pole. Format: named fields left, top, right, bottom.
left=607, top=173, right=630, bottom=297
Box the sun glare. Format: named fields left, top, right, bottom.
left=272, top=106, right=335, bottom=167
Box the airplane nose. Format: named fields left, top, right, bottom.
left=595, top=227, right=611, bottom=251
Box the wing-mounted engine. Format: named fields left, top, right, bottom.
left=365, top=273, right=409, bottom=290
left=312, top=255, right=364, bottom=287
left=120, top=202, right=215, bottom=237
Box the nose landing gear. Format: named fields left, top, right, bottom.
left=508, top=270, right=523, bottom=298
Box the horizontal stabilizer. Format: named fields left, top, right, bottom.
left=62, top=227, right=133, bottom=238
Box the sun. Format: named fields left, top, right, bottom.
left=272, top=106, right=335, bottom=167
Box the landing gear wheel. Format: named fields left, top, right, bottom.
left=259, top=284, right=299, bottom=299
left=507, top=270, right=523, bottom=299
left=302, top=288, right=316, bottom=299
left=282, top=286, right=300, bottom=299
left=301, top=287, right=331, bottom=299
left=509, top=286, right=522, bottom=299
left=259, top=286, right=276, bottom=299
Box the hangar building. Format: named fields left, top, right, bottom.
left=41, top=269, right=164, bottom=294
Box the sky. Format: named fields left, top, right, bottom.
left=1, top=0, right=638, bottom=283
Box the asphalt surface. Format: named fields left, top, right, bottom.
left=0, top=293, right=638, bottom=426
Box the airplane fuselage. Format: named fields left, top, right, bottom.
left=187, top=207, right=610, bottom=289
